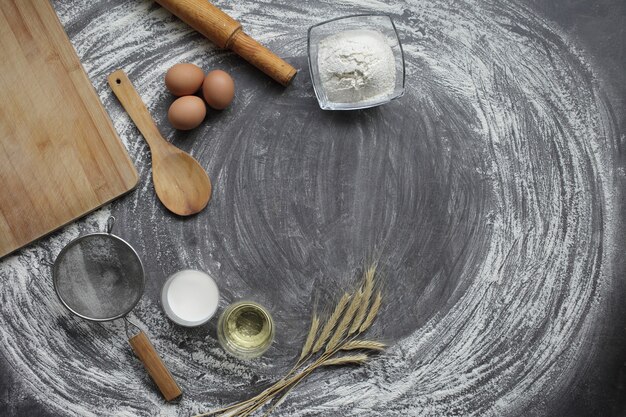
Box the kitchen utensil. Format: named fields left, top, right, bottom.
left=108, top=70, right=212, bottom=216
left=52, top=216, right=182, bottom=401
left=0, top=0, right=138, bottom=258
left=155, top=0, right=297, bottom=86
left=308, top=14, right=405, bottom=110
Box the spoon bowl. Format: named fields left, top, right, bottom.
left=152, top=149, right=211, bottom=216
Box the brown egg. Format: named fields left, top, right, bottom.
left=168, top=96, right=206, bottom=130
left=202, top=70, right=235, bottom=110
left=165, top=63, right=205, bottom=96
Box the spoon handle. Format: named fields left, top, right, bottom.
left=108, top=70, right=165, bottom=153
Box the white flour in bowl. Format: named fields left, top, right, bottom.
left=317, top=29, right=396, bottom=104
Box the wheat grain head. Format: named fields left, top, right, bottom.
left=341, top=340, right=386, bottom=351
left=359, top=290, right=382, bottom=333
left=299, top=314, right=319, bottom=361
left=349, top=265, right=376, bottom=335
left=312, top=293, right=350, bottom=353
left=321, top=354, right=369, bottom=366
left=326, top=290, right=362, bottom=352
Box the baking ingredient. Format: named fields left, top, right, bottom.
left=168, top=95, right=206, bottom=130
left=202, top=70, right=235, bottom=110
left=217, top=301, right=274, bottom=359
left=162, top=270, right=219, bottom=326
left=198, top=265, right=384, bottom=417
left=317, top=29, right=395, bottom=104
left=165, top=63, right=205, bottom=96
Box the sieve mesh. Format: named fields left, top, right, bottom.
left=53, top=233, right=144, bottom=321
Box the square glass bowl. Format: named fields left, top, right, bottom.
left=307, top=14, right=405, bottom=110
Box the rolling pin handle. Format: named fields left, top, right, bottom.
left=154, top=0, right=296, bottom=85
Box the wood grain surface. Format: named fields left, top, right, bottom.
left=155, top=0, right=297, bottom=85
left=128, top=331, right=182, bottom=401
left=0, top=0, right=137, bottom=258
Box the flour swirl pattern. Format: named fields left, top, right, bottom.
left=0, top=0, right=620, bottom=416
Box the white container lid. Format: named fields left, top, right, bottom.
left=161, top=269, right=219, bottom=327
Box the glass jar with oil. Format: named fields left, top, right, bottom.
left=218, top=301, right=274, bottom=359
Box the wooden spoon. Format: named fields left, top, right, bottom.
left=108, top=70, right=211, bottom=216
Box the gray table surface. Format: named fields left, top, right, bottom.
left=1, top=0, right=625, bottom=416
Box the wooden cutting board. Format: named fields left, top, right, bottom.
left=0, top=0, right=138, bottom=258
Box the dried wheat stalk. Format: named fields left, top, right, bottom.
left=349, top=265, right=376, bottom=334
left=298, top=314, right=319, bottom=361
left=360, top=291, right=382, bottom=333
left=312, top=292, right=350, bottom=353
left=195, top=265, right=385, bottom=417
left=341, top=340, right=386, bottom=351
left=326, top=289, right=362, bottom=352
left=321, top=354, right=369, bottom=366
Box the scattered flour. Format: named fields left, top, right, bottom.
left=0, top=0, right=620, bottom=416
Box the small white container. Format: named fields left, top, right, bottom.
left=161, top=269, right=219, bottom=327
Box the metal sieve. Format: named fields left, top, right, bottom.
left=52, top=217, right=182, bottom=401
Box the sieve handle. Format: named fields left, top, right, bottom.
left=128, top=331, right=182, bottom=401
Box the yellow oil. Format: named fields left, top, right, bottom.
left=218, top=302, right=274, bottom=359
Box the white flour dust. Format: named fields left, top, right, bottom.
left=317, top=29, right=396, bottom=103
left=0, top=0, right=621, bottom=416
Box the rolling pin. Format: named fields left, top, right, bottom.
left=155, top=0, right=297, bottom=86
